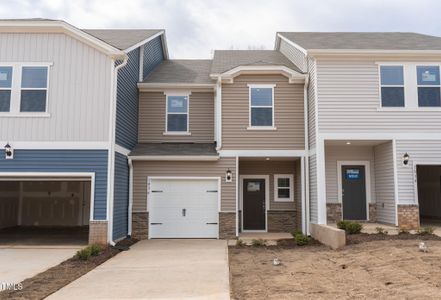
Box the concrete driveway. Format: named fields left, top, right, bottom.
left=48, top=240, right=230, bottom=300
left=0, top=245, right=81, bottom=288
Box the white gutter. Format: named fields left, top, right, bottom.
left=129, top=155, right=220, bottom=161
left=128, top=157, right=134, bottom=236
left=216, top=77, right=222, bottom=150
left=107, top=54, right=129, bottom=246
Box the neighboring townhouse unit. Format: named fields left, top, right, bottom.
left=0, top=19, right=167, bottom=244
left=129, top=50, right=308, bottom=239
left=276, top=32, right=441, bottom=231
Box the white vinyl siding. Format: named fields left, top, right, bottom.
left=0, top=33, right=112, bottom=142
left=278, top=38, right=307, bottom=72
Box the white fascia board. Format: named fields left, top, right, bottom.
left=123, top=31, right=165, bottom=53
left=0, top=141, right=109, bottom=150
left=219, top=150, right=307, bottom=157
left=276, top=33, right=308, bottom=55
left=0, top=20, right=126, bottom=59
left=210, top=65, right=306, bottom=83
left=320, top=132, right=441, bottom=140
left=129, top=155, right=220, bottom=161
left=309, top=49, right=441, bottom=57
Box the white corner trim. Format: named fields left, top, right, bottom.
left=239, top=175, right=270, bottom=232
left=336, top=160, right=371, bottom=221
left=218, top=150, right=307, bottom=157
left=129, top=155, right=220, bottom=161
left=273, top=174, right=294, bottom=202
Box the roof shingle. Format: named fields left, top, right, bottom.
left=83, top=29, right=163, bottom=50
left=129, top=143, right=218, bottom=157
left=143, top=60, right=214, bottom=84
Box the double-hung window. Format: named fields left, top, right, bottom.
left=166, top=95, right=189, bottom=133
left=417, top=66, right=440, bottom=107
left=248, top=84, right=275, bottom=128
left=379, top=65, right=405, bottom=107
left=0, top=64, right=50, bottom=115
left=274, top=174, right=294, bottom=202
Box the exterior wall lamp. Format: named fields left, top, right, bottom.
left=4, top=143, right=13, bottom=160
left=225, top=169, right=233, bottom=182
left=402, top=152, right=410, bottom=166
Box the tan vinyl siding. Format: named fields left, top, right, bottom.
left=396, top=140, right=441, bottom=204
left=374, top=141, right=396, bottom=224
left=0, top=33, right=111, bottom=141
left=325, top=145, right=376, bottom=204
left=316, top=59, right=441, bottom=133
left=138, top=91, right=214, bottom=143
left=221, top=74, right=305, bottom=150
left=307, top=58, right=316, bottom=148
left=132, top=158, right=236, bottom=212
left=309, top=154, right=318, bottom=223
left=279, top=39, right=307, bottom=72
left=239, top=160, right=297, bottom=210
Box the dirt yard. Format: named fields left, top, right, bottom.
left=229, top=235, right=441, bottom=299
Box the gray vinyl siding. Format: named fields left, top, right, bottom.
left=115, top=48, right=140, bottom=150
left=132, top=158, right=236, bottom=212
left=278, top=39, right=307, bottom=72
left=0, top=33, right=111, bottom=141
left=113, top=152, right=129, bottom=240
left=239, top=160, right=297, bottom=211
left=142, top=36, right=164, bottom=79
left=221, top=74, right=305, bottom=150
left=374, top=141, right=396, bottom=224
left=0, top=149, right=108, bottom=220
left=325, top=145, right=376, bottom=204
left=309, top=154, right=318, bottom=223
left=307, top=58, right=316, bottom=148
left=138, top=91, right=215, bottom=143
left=316, top=59, right=441, bottom=133
left=396, top=140, right=441, bottom=205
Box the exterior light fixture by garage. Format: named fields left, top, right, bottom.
left=346, top=141, right=351, bottom=145
left=402, top=152, right=410, bottom=166
left=265, top=157, right=270, bottom=161
left=225, top=169, right=233, bottom=182
left=4, top=143, right=13, bottom=160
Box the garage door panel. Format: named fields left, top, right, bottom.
left=149, top=179, right=219, bottom=238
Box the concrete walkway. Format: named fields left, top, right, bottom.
left=48, top=240, right=230, bottom=300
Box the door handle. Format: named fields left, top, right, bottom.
left=182, top=208, right=186, bottom=217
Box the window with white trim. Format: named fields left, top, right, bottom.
left=0, top=64, right=50, bottom=114
left=249, top=85, right=274, bottom=127
left=379, top=65, right=405, bottom=107
left=274, top=174, right=294, bottom=202
left=417, top=65, right=441, bottom=107
left=166, top=95, right=189, bottom=132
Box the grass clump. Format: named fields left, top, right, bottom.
left=418, top=226, right=434, bottom=235
left=337, top=220, right=362, bottom=234
left=89, top=244, right=102, bottom=256
left=294, top=233, right=310, bottom=246
left=251, top=239, right=267, bottom=247
left=76, top=244, right=103, bottom=260
left=337, top=220, right=351, bottom=230
left=375, top=227, right=388, bottom=235
left=236, top=239, right=246, bottom=247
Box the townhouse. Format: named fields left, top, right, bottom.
left=0, top=19, right=167, bottom=244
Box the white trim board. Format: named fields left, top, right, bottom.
left=412, top=161, right=441, bottom=209
left=219, top=150, right=307, bottom=157
left=336, top=161, right=371, bottom=221
left=239, top=175, right=270, bottom=232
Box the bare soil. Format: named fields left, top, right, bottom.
left=229, top=235, right=441, bottom=299
left=0, top=238, right=138, bottom=300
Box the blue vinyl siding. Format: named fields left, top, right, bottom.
left=143, top=36, right=164, bottom=79
left=113, top=152, right=129, bottom=240
left=0, top=150, right=108, bottom=220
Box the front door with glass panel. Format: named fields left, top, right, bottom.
left=243, top=179, right=266, bottom=230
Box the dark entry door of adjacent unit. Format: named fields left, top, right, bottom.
left=243, top=179, right=266, bottom=230
left=342, top=165, right=367, bottom=220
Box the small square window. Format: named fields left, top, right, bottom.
left=274, top=175, right=293, bottom=202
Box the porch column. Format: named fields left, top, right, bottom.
left=316, top=138, right=327, bottom=224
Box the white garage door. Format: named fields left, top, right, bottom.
left=149, top=178, right=219, bottom=238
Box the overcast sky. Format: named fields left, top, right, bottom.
left=1, top=0, right=440, bottom=58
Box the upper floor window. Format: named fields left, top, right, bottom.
left=0, top=64, right=50, bottom=115
left=166, top=95, right=189, bottom=133
left=417, top=66, right=440, bottom=107
left=380, top=65, right=404, bottom=107
left=248, top=84, right=275, bottom=128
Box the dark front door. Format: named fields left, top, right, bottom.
left=342, top=165, right=367, bottom=220
left=243, top=179, right=266, bottom=230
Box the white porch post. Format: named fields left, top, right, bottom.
left=316, top=138, right=327, bottom=224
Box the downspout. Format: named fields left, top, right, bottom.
left=107, top=54, right=129, bottom=246
left=128, top=157, right=134, bottom=236
left=303, top=75, right=310, bottom=235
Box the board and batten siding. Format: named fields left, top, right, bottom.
left=396, top=140, right=441, bottom=205
left=221, top=74, right=305, bottom=150
left=142, top=36, right=164, bottom=79
left=316, top=59, right=441, bottom=133
left=138, top=91, right=215, bottom=143
left=325, top=145, right=376, bottom=204
left=309, top=154, right=318, bottom=223
left=132, top=158, right=236, bottom=212
left=0, top=149, right=108, bottom=220
left=0, top=33, right=111, bottom=141
left=239, top=160, right=297, bottom=211
left=278, top=39, right=307, bottom=72
left=373, top=141, right=396, bottom=224
left=113, top=152, right=129, bottom=240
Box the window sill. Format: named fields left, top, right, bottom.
left=274, top=199, right=294, bottom=203
left=377, top=107, right=441, bottom=112
left=163, top=132, right=192, bottom=136
left=246, top=126, right=277, bottom=131
left=0, top=112, right=51, bottom=118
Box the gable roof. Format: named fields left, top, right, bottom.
left=211, top=50, right=303, bottom=74
left=142, top=59, right=214, bottom=84
left=278, top=32, right=441, bottom=51
left=82, top=29, right=163, bottom=51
